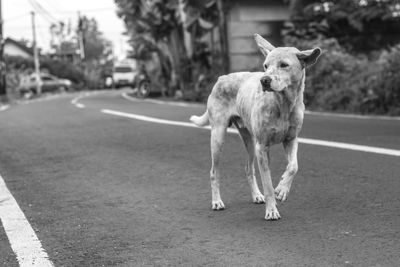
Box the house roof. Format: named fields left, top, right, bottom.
left=4, top=38, right=34, bottom=56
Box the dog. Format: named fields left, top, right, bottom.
left=190, top=34, right=321, bottom=220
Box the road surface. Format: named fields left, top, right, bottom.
left=0, top=90, right=399, bottom=266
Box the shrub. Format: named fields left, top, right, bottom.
left=284, top=37, right=400, bottom=115
left=40, top=57, right=85, bottom=85
left=5, top=56, right=86, bottom=95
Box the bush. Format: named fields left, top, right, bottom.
left=40, top=57, right=85, bottom=85
left=5, top=56, right=86, bottom=95
left=284, top=37, right=400, bottom=115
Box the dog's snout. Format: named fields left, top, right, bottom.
left=261, top=76, right=272, bottom=86
left=260, top=76, right=273, bottom=92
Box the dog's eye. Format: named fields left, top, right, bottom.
left=280, top=62, right=289, bottom=68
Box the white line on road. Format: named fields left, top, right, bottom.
left=101, top=109, right=400, bottom=157
left=0, top=175, right=53, bottom=267
left=71, top=94, right=85, bottom=108
left=123, top=91, right=400, bottom=121
left=75, top=103, right=85, bottom=108
left=71, top=91, right=106, bottom=108
left=121, top=91, right=204, bottom=107
left=304, top=110, right=400, bottom=121
left=0, top=105, right=10, bottom=112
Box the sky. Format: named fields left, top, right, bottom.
left=3, top=0, right=130, bottom=59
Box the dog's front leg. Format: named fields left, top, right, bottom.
left=255, top=142, right=281, bottom=220
left=275, top=138, right=299, bottom=202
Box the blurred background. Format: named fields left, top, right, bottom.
left=2, top=0, right=400, bottom=115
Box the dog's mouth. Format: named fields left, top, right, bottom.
left=262, top=86, right=274, bottom=92
left=260, top=77, right=275, bottom=92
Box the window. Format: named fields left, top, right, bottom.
left=41, top=76, right=54, bottom=81
left=114, top=66, right=133, bottom=73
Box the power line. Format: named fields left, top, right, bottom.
left=30, top=0, right=58, bottom=21
left=5, top=6, right=116, bottom=24
left=27, top=0, right=58, bottom=23
left=49, top=7, right=115, bottom=14
left=42, top=0, right=64, bottom=13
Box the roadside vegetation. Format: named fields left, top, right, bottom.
left=114, top=0, right=400, bottom=115
left=5, top=15, right=112, bottom=101
left=5, top=1, right=400, bottom=116
left=286, top=0, right=400, bottom=115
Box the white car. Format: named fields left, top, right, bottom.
left=112, top=60, right=138, bottom=88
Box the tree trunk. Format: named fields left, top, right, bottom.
left=216, top=0, right=229, bottom=73
left=166, top=28, right=187, bottom=95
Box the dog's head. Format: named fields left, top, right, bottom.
left=254, top=34, right=321, bottom=93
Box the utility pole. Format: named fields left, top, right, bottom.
left=0, top=0, right=7, bottom=100
left=31, top=11, right=41, bottom=95
left=77, top=12, right=85, bottom=60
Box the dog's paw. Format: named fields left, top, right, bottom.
left=252, top=194, right=265, bottom=204
left=212, top=200, right=225, bottom=210
left=275, top=182, right=290, bottom=202
left=265, top=206, right=281, bottom=221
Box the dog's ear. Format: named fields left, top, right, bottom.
left=254, top=34, right=275, bottom=56
left=296, top=48, right=322, bottom=68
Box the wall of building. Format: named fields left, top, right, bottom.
left=4, top=43, right=32, bottom=59
left=226, top=0, right=289, bottom=72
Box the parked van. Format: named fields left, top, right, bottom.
left=112, top=59, right=138, bottom=88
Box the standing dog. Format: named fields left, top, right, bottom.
left=190, top=34, right=321, bottom=220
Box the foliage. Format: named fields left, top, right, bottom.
left=115, top=0, right=225, bottom=96
left=5, top=55, right=86, bottom=95
left=115, top=0, right=184, bottom=95
left=115, top=0, right=178, bottom=57
left=80, top=16, right=114, bottom=62
left=286, top=0, right=400, bottom=53
left=49, top=16, right=113, bottom=89
left=285, top=37, right=400, bottom=115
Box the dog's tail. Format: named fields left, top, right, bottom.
left=190, top=111, right=209, bottom=127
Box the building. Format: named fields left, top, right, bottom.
left=191, top=0, right=289, bottom=72
left=226, top=0, right=290, bottom=72
left=49, top=41, right=80, bottom=63
left=4, top=38, right=33, bottom=59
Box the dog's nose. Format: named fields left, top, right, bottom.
left=260, top=76, right=272, bottom=91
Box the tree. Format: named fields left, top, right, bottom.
left=286, top=0, right=400, bottom=52
left=114, top=0, right=227, bottom=96
left=115, top=0, right=184, bottom=94
left=79, top=16, right=114, bottom=88
left=49, top=16, right=113, bottom=88
left=80, top=16, right=113, bottom=62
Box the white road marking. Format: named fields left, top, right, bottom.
left=123, top=91, right=400, bottom=120
left=75, top=103, right=85, bottom=108
left=121, top=91, right=204, bottom=108
left=304, top=110, right=400, bottom=121
left=101, top=109, right=400, bottom=157
left=71, top=94, right=85, bottom=108
left=0, top=105, right=10, bottom=112
left=0, top=175, right=53, bottom=267
left=70, top=98, right=79, bottom=105
left=71, top=93, right=94, bottom=109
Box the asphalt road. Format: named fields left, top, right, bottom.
left=0, top=90, right=399, bottom=266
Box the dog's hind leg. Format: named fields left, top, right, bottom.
left=210, top=124, right=228, bottom=210
left=255, top=142, right=281, bottom=220
left=236, top=127, right=265, bottom=204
